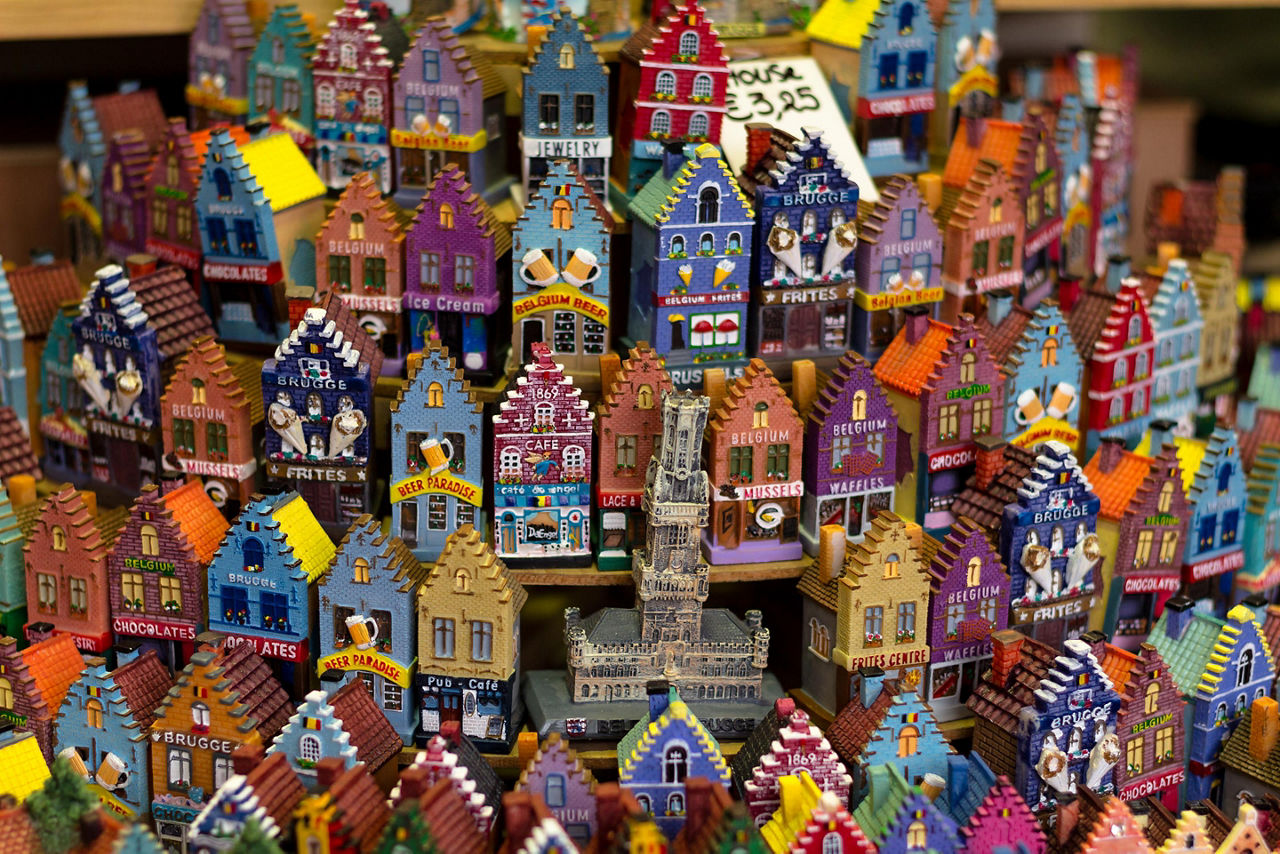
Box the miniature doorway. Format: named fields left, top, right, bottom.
left=522, top=319, right=544, bottom=362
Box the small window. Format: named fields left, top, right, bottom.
left=656, top=71, right=676, bottom=96
left=990, top=196, right=1003, bottom=223
left=898, top=725, right=919, bottom=757
left=966, top=556, right=982, bottom=586
left=353, top=557, right=370, bottom=584
left=697, top=187, right=720, bottom=224
left=192, top=702, right=211, bottom=731
left=86, top=698, right=104, bottom=729
left=637, top=385, right=654, bottom=409
left=140, top=524, right=159, bottom=557
left=663, top=745, right=688, bottom=783
left=693, top=73, right=713, bottom=98
left=545, top=774, right=566, bottom=807
left=559, top=43, right=574, bottom=69
left=650, top=111, right=671, bottom=137
left=191, top=378, right=207, bottom=405
left=439, top=203, right=454, bottom=229
left=51, top=525, right=67, bottom=551
left=299, top=734, right=321, bottom=763
left=753, top=401, right=769, bottom=429
left=427, top=382, right=444, bottom=407
left=1158, top=481, right=1174, bottom=513
left=349, top=213, right=365, bottom=241
left=552, top=198, right=573, bottom=230
left=1145, top=681, right=1160, bottom=715
left=678, top=30, right=699, bottom=57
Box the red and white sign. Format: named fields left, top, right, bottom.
left=202, top=260, right=283, bottom=285
left=224, top=632, right=307, bottom=662
left=928, top=445, right=977, bottom=473
left=972, top=269, right=1024, bottom=294
left=113, top=616, right=197, bottom=640
left=856, top=92, right=936, bottom=118
left=340, top=293, right=401, bottom=313
left=1185, top=549, right=1245, bottom=582
left=1118, top=767, right=1185, bottom=801
left=597, top=489, right=642, bottom=508
left=180, top=458, right=257, bottom=480
left=145, top=238, right=201, bottom=270
left=723, top=480, right=804, bottom=501
left=1122, top=574, right=1182, bottom=594
left=1024, top=220, right=1065, bottom=255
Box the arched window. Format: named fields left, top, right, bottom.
left=990, top=196, right=1003, bottom=223
left=354, top=557, right=370, bottom=584
left=86, top=698, right=104, bottom=729
left=545, top=774, right=566, bottom=807
left=884, top=553, right=901, bottom=579
left=1113, top=358, right=1127, bottom=387
left=192, top=378, right=207, bottom=404
left=693, top=73, right=713, bottom=98
left=213, top=168, right=232, bottom=201
left=688, top=112, right=709, bottom=138
left=192, top=702, right=210, bottom=731
left=243, top=536, right=264, bottom=572
left=907, top=822, right=927, bottom=849
left=439, top=203, right=454, bottom=229
left=1135, top=352, right=1148, bottom=378
left=559, top=43, right=575, bottom=69
left=454, top=568, right=471, bottom=592
left=552, top=198, right=573, bottom=230
left=966, top=556, right=982, bottom=586
left=300, top=734, right=321, bottom=762
left=1068, top=724, right=1082, bottom=754
left=1051, top=526, right=1064, bottom=553
left=663, top=745, right=688, bottom=783
left=52, top=526, right=67, bottom=552
left=141, top=524, right=159, bottom=557
left=668, top=792, right=685, bottom=815
left=753, top=401, right=769, bottom=429
left=678, top=30, right=699, bottom=57
left=1128, top=314, right=1142, bottom=342
left=802, top=211, right=818, bottom=235
left=534, top=402, right=554, bottom=427
left=1145, top=681, right=1160, bottom=715
left=1219, top=462, right=1234, bottom=493
left=898, top=725, right=919, bottom=757
left=637, top=385, right=655, bottom=409
left=699, top=232, right=714, bottom=254
left=656, top=71, right=677, bottom=96
left=636, top=794, right=652, bottom=814
left=317, top=83, right=336, bottom=117
left=830, top=208, right=847, bottom=229
left=0, top=677, right=10, bottom=708
left=500, top=447, right=522, bottom=477
left=697, top=187, right=720, bottom=224
left=427, top=382, right=444, bottom=407
left=339, top=43, right=357, bottom=68
left=822, top=833, right=843, bottom=854
left=1175, top=298, right=1188, bottom=325
left=1158, top=481, right=1174, bottom=513
left=349, top=213, right=365, bottom=240
left=650, top=111, right=671, bottom=137
left=1238, top=648, right=1255, bottom=687
left=1041, top=337, right=1059, bottom=367
left=727, top=232, right=741, bottom=252
left=960, top=352, right=976, bottom=383
left=851, top=389, right=867, bottom=420
left=670, top=235, right=685, bottom=256
left=898, top=2, right=916, bottom=34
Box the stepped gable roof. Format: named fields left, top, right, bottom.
left=730, top=697, right=789, bottom=787
left=318, top=171, right=404, bottom=246
left=164, top=335, right=264, bottom=428
left=979, top=302, right=1036, bottom=366
left=304, top=290, right=385, bottom=381
left=946, top=159, right=1009, bottom=236
left=1242, top=409, right=1280, bottom=471
left=427, top=524, right=527, bottom=614
left=409, top=167, right=512, bottom=260
left=631, top=143, right=751, bottom=230
left=323, top=514, right=429, bottom=596
left=6, top=260, right=84, bottom=338
left=106, top=130, right=152, bottom=204
left=329, top=677, right=404, bottom=771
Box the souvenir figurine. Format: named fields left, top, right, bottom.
left=957, top=774, right=1047, bottom=853
left=594, top=343, right=673, bottom=570
left=520, top=9, right=612, bottom=203
left=160, top=335, right=264, bottom=513
left=0, top=727, right=49, bottom=805
left=672, top=777, right=764, bottom=854
left=317, top=515, right=427, bottom=743
left=53, top=650, right=172, bottom=818
left=0, top=633, right=84, bottom=763
left=204, top=491, right=336, bottom=692
left=248, top=5, right=317, bottom=155
left=380, top=764, right=491, bottom=854
left=500, top=792, right=578, bottom=854
left=1049, top=790, right=1151, bottom=854
left=1192, top=251, right=1241, bottom=428
left=188, top=744, right=307, bottom=851
left=1012, top=109, right=1062, bottom=305
left=514, top=732, right=598, bottom=844
left=1054, top=95, right=1092, bottom=282
left=1221, top=697, right=1280, bottom=807
left=195, top=128, right=326, bottom=347
left=851, top=764, right=962, bottom=853
left=1144, top=167, right=1246, bottom=265
left=513, top=160, right=612, bottom=387
left=147, top=638, right=293, bottom=848
left=1215, top=801, right=1271, bottom=853
left=294, top=758, right=391, bottom=854
left=613, top=0, right=728, bottom=196
left=392, top=18, right=509, bottom=206
left=262, top=297, right=382, bottom=528
left=874, top=309, right=1002, bottom=534
left=738, top=125, right=859, bottom=361
left=142, top=119, right=206, bottom=285
left=740, top=701, right=852, bottom=828
left=38, top=302, right=94, bottom=484
left=930, top=0, right=999, bottom=163
left=416, top=525, right=527, bottom=751
left=1088, top=103, right=1134, bottom=279
left=966, top=631, right=1057, bottom=781
left=389, top=345, right=485, bottom=561
left=760, top=773, right=873, bottom=854
left=851, top=174, right=944, bottom=361
left=99, top=131, right=151, bottom=263
left=186, top=0, right=254, bottom=127
left=628, top=144, right=749, bottom=388
left=403, top=165, right=513, bottom=376
left=1141, top=259, right=1202, bottom=433
left=1240, top=443, right=1280, bottom=596
left=269, top=680, right=403, bottom=788
left=0, top=487, right=25, bottom=638
left=491, top=343, right=594, bottom=566
left=107, top=483, right=228, bottom=667
left=397, top=720, right=503, bottom=832
left=4, top=258, right=82, bottom=439
left=703, top=359, right=803, bottom=564
left=315, top=172, right=406, bottom=363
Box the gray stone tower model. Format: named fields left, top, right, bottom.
left=565, top=390, right=769, bottom=703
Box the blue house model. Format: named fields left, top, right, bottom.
left=629, top=143, right=753, bottom=389
left=247, top=5, right=316, bottom=152
left=389, top=345, right=485, bottom=562
left=0, top=266, right=27, bottom=425
left=1240, top=445, right=1280, bottom=597
left=855, top=0, right=938, bottom=177
left=1181, top=427, right=1245, bottom=600
left=1145, top=259, right=1204, bottom=433
left=852, top=764, right=962, bottom=853
left=854, top=686, right=956, bottom=802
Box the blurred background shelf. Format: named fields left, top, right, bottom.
left=509, top=557, right=813, bottom=586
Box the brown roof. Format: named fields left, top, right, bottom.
left=950, top=443, right=1040, bottom=533
left=110, top=648, right=172, bottom=730
left=619, top=20, right=662, bottom=63
left=215, top=640, right=294, bottom=742
left=945, top=159, right=1007, bottom=236
left=1242, top=409, right=1280, bottom=471
left=0, top=408, right=41, bottom=482
left=1067, top=284, right=1119, bottom=358
left=979, top=302, right=1036, bottom=367
left=672, top=780, right=736, bottom=854
left=6, top=261, right=84, bottom=338
left=107, top=129, right=152, bottom=204
left=316, top=290, right=384, bottom=382
left=91, top=89, right=167, bottom=152
left=244, top=751, right=307, bottom=830
left=826, top=679, right=900, bottom=768
left=324, top=762, right=391, bottom=851
left=127, top=266, right=215, bottom=362
left=737, top=126, right=799, bottom=199
left=398, top=774, right=489, bottom=854
left=966, top=634, right=1059, bottom=732
left=796, top=563, right=840, bottom=611
left=329, top=678, right=404, bottom=772
left=0, top=807, right=122, bottom=854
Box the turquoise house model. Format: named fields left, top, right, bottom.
left=247, top=5, right=316, bottom=152
left=1240, top=444, right=1280, bottom=597
left=851, top=685, right=956, bottom=802
left=1145, top=259, right=1204, bottom=433
left=0, top=489, right=25, bottom=638
left=1181, top=427, right=1245, bottom=600
left=0, top=266, right=27, bottom=425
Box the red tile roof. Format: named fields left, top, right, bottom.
left=6, top=261, right=84, bottom=339
left=873, top=319, right=953, bottom=395
left=0, top=408, right=41, bottom=482
left=316, top=290, right=384, bottom=382
left=324, top=762, right=391, bottom=852
left=1081, top=447, right=1155, bottom=520
left=21, top=633, right=83, bottom=721
left=967, top=635, right=1059, bottom=732
left=215, top=640, right=294, bottom=742
left=162, top=480, right=228, bottom=565
left=826, top=680, right=900, bottom=769
left=943, top=119, right=1024, bottom=189
left=110, top=649, right=173, bottom=730
left=1242, top=409, right=1280, bottom=471
left=128, top=266, right=216, bottom=362
left=329, top=678, right=404, bottom=773
left=979, top=303, right=1036, bottom=367
left=91, top=89, right=168, bottom=152
left=245, top=752, right=307, bottom=831
left=1066, top=284, right=1118, bottom=358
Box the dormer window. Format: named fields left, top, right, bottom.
left=349, top=213, right=365, bottom=241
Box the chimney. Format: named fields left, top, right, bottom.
left=78, top=811, right=104, bottom=845
left=232, top=742, right=264, bottom=776
left=744, top=123, right=775, bottom=176
left=702, top=368, right=728, bottom=416
left=904, top=305, right=930, bottom=344
left=1250, top=698, right=1280, bottom=763
left=990, top=631, right=1025, bottom=689
left=648, top=680, right=671, bottom=720
left=525, top=24, right=550, bottom=60
left=1058, top=277, right=1082, bottom=314
left=516, top=731, right=539, bottom=770
left=1097, top=437, right=1126, bottom=474
left=125, top=253, right=158, bottom=278
left=683, top=777, right=714, bottom=840
left=1242, top=594, right=1269, bottom=626
left=790, top=360, right=817, bottom=419
left=503, top=792, right=538, bottom=851
left=1154, top=242, right=1180, bottom=274
left=5, top=475, right=35, bottom=508
left=973, top=436, right=1007, bottom=491
left=398, top=765, right=429, bottom=801
left=598, top=352, right=622, bottom=399
left=594, top=783, right=627, bottom=841
left=774, top=696, right=796, bottom=724
left=1080, top=630, right=1108, bottom=663
left=920, top=773, right=945, bottom=801
left=945, top=755, right=969, bottom=806
left=1104, top=255, right=1131, bottom=293
left=29, top=248, right=54, bottom=266
left=817, top=525, right=847, bottom=585
left=316, top=757, right=345, bottom=788
left=857, top=666, right=885, bottom=708
left=113, top=639, right=142, bottom=666
left=25, top=622, right=55, bottom=645
left=1162, top=596, right=1195, bottom=641
left=662, top=141, right=687, bottom=181
left=1238, top=397, right=1258, bottom=432
left=917, top=173, right=943, bottom=214
left=1148, top=419, right=1176, bottom=453
left=986, top=290, right=1014, bottom=327
left=1055, top=794, right=1080, bottom=847
left=79, top=490, right=98, bottom=518
left=965, top=118, right=984, bottom=152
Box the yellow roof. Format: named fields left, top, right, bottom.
left=276, top=494, right=337, bottom=582
left=806, top=0, right=881, bottom=49
left=0, top=733, right=50, bottom=802
left=761, top=772, right=821, bottom=854
left=1135, top=432, right=1206, bottom=495
left=240, top=132, right=325, bottom=213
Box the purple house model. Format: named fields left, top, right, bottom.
left=101, top=130, right=151, bottom=262
left=186, top=0, right=255, bottom=128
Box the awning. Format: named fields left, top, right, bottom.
left=717, top=317, right=739, bottom=332
left=693, top=319, right=714, bottom=333
left=669, top=314, right=686, bottom=322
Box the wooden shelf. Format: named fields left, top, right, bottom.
left=509, top=557, right=813, bottom=586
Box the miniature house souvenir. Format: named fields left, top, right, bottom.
left=521, top=10, right=612, bottom=202
left=270, top=679, right=403, bottom=787
left=392, top=18, right=508, bottom=206
left=403, top=165, right=512, bottom=376
left=628, top=143, right=750, bottom=388
left=760, top=773, right=873, bottom=854
left=0, top=268, right=27, bottom=429
left=315, top=172, right=406, bottom=361
left=742, top=705, right=852, bottom=828
left=967, top=632, right=1057, bottom=779
left=1147, top=598, right=1276, bottom=801
left=187, top=745, right=307, bottom=852
left=100, top=131, right=151, bottom=262
left=8, top=259, right=85, bottom=439
left=930, top=0, right=999, bottom=163
left=53, top=650, right=171, bottom=819
left=800, top=352, right=900, bottom=554
left=417, top=525, right=528, bottom=751
left=248, top=5, right=317, bottom=154
left=958, top=773, right=1047, bottom=853
left=397, top=720, right=503, bottom=832
left=1192, top=251, right=1241, bottom=423
left=147, top=639, right=293, bottom=848
left=672, top=777, right=764, bottom=854
left=617, top=683, right=732, bottom=838
left=0, top=409, right=41, bottom=485
left=1052, top=790, right=1153, bottom=854
left=491, top=344, right=594, bottom=566
left=38, top=302, right=94, bottom=484
left=205, top=491, right=336, bottom=687
left=107, top=483, right=228, bottom=666
left=160, top=335, right=264, bottom=512
left=1144, top=168, right=1246, bottom=264
left=1161, top=426, right=1245, bottom=603
left=1054, top=94, right=1092, bottom=282
left=925, top=518, right=1009, bottom=721
left=1012, top=110, right=1063, bottom=304
left=738, top=126, right=860, bottom=360
left=874, top=309, right=1002, bottom=533
left=595, top=343, right=674, bottom=570
left=703, top=359, right=803, bottom=563
left=1220, top=697, right=1280, bottom=807
left=1240, top=444, right=1280, bottom=596
left=0, top=729, right=49, bottom=806
left=262, top=297, right=383, bottom=527
left=382, top=764, right=491, bottom=854
left=513, top=160, right=612, bottom=384
left=514, top=733, right=598, bottom=844
left=850, top=764, right=962, bottom=853
left=389, top=345, right=484, bottom=562
left=187, top=0, right=255, bottom=127
left=142, top=119, right=207, bottom=281
left=0, top=489, right=25, bottom=638
left=1141, top=259, right=1203, bottom=433
left=851, top=174, right=944, bottom=361
left=1088, top=104, right=1134, bottom=279
left=195, top=128, right=326, bottom=347
left=317, top=515, right=427, bottom=743
left=294, top=758, right=391, bottom=854
left=313, top=0, right=394, bottom=193
left=614, top=0, right=729, bottom=195
left=0, top=632, right=85, bottom=763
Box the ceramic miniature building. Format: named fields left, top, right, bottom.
left=703, top=360, right=803, bottom=563
left=0, top=728, right=49, bottom=805
left=100, top=131, right=151, bottom=262
left=492, top=344, right=594, bottom=565
left=383, top=760, right=492, bottom=852
left=926, top=518, right=1009, bottom=720
left=402, top=166, right=512, bottom=376
left=248, top=5, right=316, bottom=153
left=0, top=408, right=40, bottom=484
left=761, top=774, right=873, bottom=854
left=195, top=128, right=326, bottom=347
left=73, top=263, right=216, bottom=496
left=263, top=299, right=383, bottom=526
left=187, top=0, right=254, bottom=126
left=851, top=763, right=962, bottom=853
left=1220, top=697, right=1280, bottom=807
left=1053, top=790, right=1152, bottom=854
left=0, top=269, right=26, bottom=432
left=107, top=483, right=228, bottom=665
left=0, top=632, right=85, bottom=763
left=741, top=705, right=851, bottom=828
left=838, top=671, right=954, bottom=797
left=148, top=639, right=293, bottom=848
left=930, top=0, right=999, bottom=163
left=142, top=119, right=207, bottom=279
left=1192, top=251, right=1241, bottom=419
left=515, top=733, right=598, bottom=844
left=397, top=720, right=503, bottom=832
left=1013, top=110, right=1063, bottom=304
left=294, top=758, right=391, bottom=854
left=521, top=10, right=611, bottom=202
left=160, top=335, right=263, bottom=512
left=417, top=525, right=527, bottom=750
left=671, top=777, right=764, bottom=854
left=54, top=650, right=172, bottom=819
left=851, top=174, right=944, bottom=361
left=1055, top=95, right=1092, bottom=282
left=1142, top=259, right=1203, bottom=432
left=317, top=515, right=426, bottom=743
left=392, top=18, right=508, bottom=205
left=1177, top=427, right=1245, bottom=599
left=1144, top=168, right=1246, bottom=264
left=10, top=260, right=85, bottom=444
left=959, top=774, right=1047, bottom=853
left=1089, top=104, right=1135, bottom=279
left=617, top=684, right=732, bottom=838
left=39, top=303, right=93, bottom=482
left=628, top=144, right=750, bottom=388
left=0, top=489, right=25, bottom=638
left=188, top=745, right=307, bottom=851
left=513, top=160, right=612, bottom=383
left=595, top=343, right=674, bottom=570
left=614, top=0, right=729, bottom=195
left=205, top=491, right=335, bottom=679
left=874, top=309, right=1002, bottom=532
left=1148, top=598, right=1276, bottom=801
left=1241, top=444, right=1280, bottom=596
left=270, top=679, right=403, bottom=786
left=316, top=172, right=406, bottom=361
left=738, top=126, right=859, bottom=361
left=801, top=352, right=900, bottom=553
left=966, top=631, right=1058, bottom=780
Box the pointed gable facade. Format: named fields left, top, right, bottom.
left=144, top=119, right=204, bottom=273
left=0, top=632, right=84, bottom=763
left=742, top=707, right=852, bottom=828
left=1182, top=427, right=1245, bottom=587
left=515, top=733, right=598, bottom=844
left=248, top=5, right=316, bottom=151
left=186, top=0, right=255, bottom=126
left=101, top=130, right=152, bottom=262
left=1074, top=273, right=1155, bottom=456
left=1099, top=640, right=1185, bottom=805
left=1241, top=444, right=1280, bottom=594
left=961, top=775, right=1045, bottom=854
left=941, top=156, right=1025, bottom=319
left=990, top=298, right=1084, bottom=450
left=1012, top=109, right=1063, bottom=303
left=269, top=680, right=403, bottom=784
left=1146, top=259, right=1204, bottom=431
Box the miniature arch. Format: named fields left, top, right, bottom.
left=696, top=184, right=720, bottom=224
left=559, top=43, right=575, bottom=69
left=349, top=212, right=365, bottom=240
left=552, top=198, right=573, bottom=230
left=663, top=742, right=690, bottom=783
left=753, top=400, right=769, bottom=428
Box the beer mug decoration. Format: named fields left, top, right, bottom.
left=419, top=437, right=454, bottom=476
left=519, top=248, right=559, bottom=287
left=562, top=248, right=602, bottom=287
left=345, top=613, right=380, bottom=650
